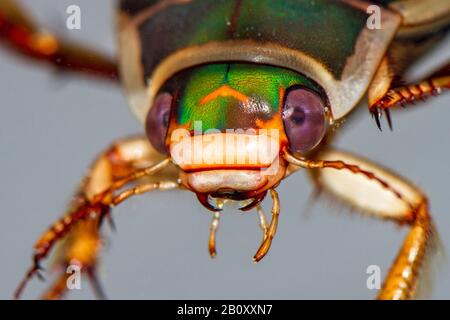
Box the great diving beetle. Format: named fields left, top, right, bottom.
left=0, top=0, right=449, bottom=299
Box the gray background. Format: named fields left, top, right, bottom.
left=1, top=0, right=449, bottom=299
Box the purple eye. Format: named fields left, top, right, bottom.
left=146, top=92, right=172, bottom=153
left=282, top=88, right=327, bottom=153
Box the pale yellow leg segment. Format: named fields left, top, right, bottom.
left=285, top=149, right=435, bottom=299
left=15, top=136, right=180, bottom=299
left=378, top=202, right=432, bottom=300
left=369, top=59, right=450, bottom=130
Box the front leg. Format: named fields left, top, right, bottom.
left=15, top=136, right=180, bottom=299
left=291, top=149, right=436, bottom=299
left=0, top=0, right=118, bottom=81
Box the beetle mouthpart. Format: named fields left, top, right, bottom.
left=253, top=189, right=280, bottom=263
left=196, top=193, right=224, bottom=211
left=201, top=194, right=271, bottom=260
left=196, top=192, right=267, bottom=212
left=187, top=170, right=269, bottom=194
left=239, top=192, right=267, bottom=211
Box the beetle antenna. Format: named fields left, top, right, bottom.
left=283, top=151, right=414, bottom=211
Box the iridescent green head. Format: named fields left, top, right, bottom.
left=145, top=63, right=329, bottom=202
left=169, top=63, right=321, bottom=133
left=148, top=63, right=320, bottom=139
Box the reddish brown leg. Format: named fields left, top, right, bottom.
left=0, top=0, right=118, bottom=81
left=40, top=219, right=103, bottom=300
left=253, top=189, right=280, bottom=262
left=286, top=150, right=436, bottom=299
left=14, top=137, right=179, bottom=299
left=14, top=201, right=108, bottom=300
left=369, top=60, right=450, bottom=130
left=41, top=272, right=70, bottom=300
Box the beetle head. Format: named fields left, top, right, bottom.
left=145, top=63, right=329, bottom=209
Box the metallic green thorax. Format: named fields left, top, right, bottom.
left=162, top=63, right=319, bottom=133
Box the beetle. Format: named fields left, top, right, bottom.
left=1, top=0, right=449, bottom=300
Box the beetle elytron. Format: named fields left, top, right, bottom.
left=1, top=0, right=449, bottom=300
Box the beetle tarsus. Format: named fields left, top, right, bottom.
left=385, top=109, right=393, bottom=131
left=14, top=263, right=44, bottom=299
left=371, top=108, right=383, bottom=131
left=86, top=267, right=108, bottom=300
left=36, top=269, right=46, bottom=282
left=253, top=189, right=280, bottom=263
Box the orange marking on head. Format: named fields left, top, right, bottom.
left=200, top=85, right=249, bottom=106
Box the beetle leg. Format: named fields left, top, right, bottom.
left=15, top=136, right=180, bottom=299
left=253, top=189, right=280, bottom=263
left=40, top=219, right=105, bottom=300
left=41, top=271, right=70, bottom=300
left=0, top=0, right=118, bottom=81
left=369, top=59, right=450, bottom=130
left=207, top=199, right=225, bottom=258
left=286, top=149, right=436, bottom=299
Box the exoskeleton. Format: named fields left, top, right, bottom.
left=1, top=0, right=449, bottom=299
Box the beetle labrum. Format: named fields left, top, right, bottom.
left=1, top=0, right=449, bottom=300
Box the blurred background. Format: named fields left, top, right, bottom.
left=1, top=0, right=449, bottom=299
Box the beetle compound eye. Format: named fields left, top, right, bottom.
left=146, top=92, right=173, bottom=153
left=282, top=88, right=326, bottom=153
